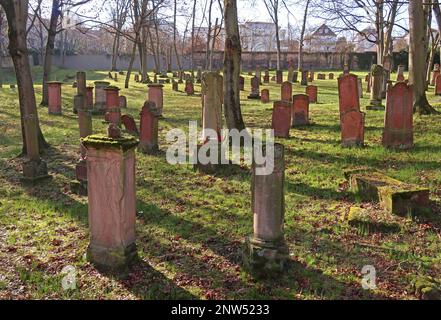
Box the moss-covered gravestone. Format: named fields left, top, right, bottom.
left=243, top=144, right=289, bottom=278
left=82, top=126, right=139, bottom=273
left=345, top=169, right=430, bottom=217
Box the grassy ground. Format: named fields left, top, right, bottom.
left=0, top=67, right=440, bottom=300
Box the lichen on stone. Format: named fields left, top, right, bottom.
left=81, top=134, right=139, bottom=151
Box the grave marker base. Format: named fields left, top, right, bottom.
left=87, top=242, right=138, bottom=275
left=21, top=160, right=50, bottom=184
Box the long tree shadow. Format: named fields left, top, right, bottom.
left=286, top=181, right=353, bottom=201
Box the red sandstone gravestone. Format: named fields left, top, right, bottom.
left=119, top=95, right=127, bottom=109
left=338, top=74, right=360, bottom=114
left=94, top=81, right=110, bottom=114
left=341, top=110, right=365, bottom=147
left=432, top=65, right=440, bottom=86
left=104, top=86, right=121, bottom=125
left=435, top=75, right=441, bottom=96
left=47, top=81, right=63, bottom=115
left=281, top=81, right=292, bottom=102
left=261, top=89, right=270, bottom=103
left=86, top=86, right=94, bottom=110
left=272, top=101, right=291, bottom=138
left=82, top=127, right=139, bottom=273
left=276, top=70, right=283, bottom=84
left=383, top=82, right=413, bottom=149
left=306, top=85, right=318, bottom=103
left=148, top=84, right=164, bottom=116
left=292, top=94, right=310, bottom=126
left=185, top=80, right=194, bottom=95
left=139, top=101, right=161, bottom=154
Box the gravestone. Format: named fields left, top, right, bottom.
left=291, top=94, right=310, bottom=126
left=432, top=64, right=440, bottom=86
left=134, top=74, right=140, bottom=83
left=357, top=78, right=363, bottom=99
left=239, top=76, right=245, bottom=91
left=185, top=80, right=195, bottom=95
left=148, top=84, right=164, bottom=116
left=172, top=80, right=179, bottom=92
left=308, top=71, right=315, bottom=82
left=139, top=101, right=161, bottom=154
left=397, top=65, right=405, bottom=82
left=201, top=72, right=223, bottom=143
left=261, top=89, right=270, bottom=103
left=281, top=81, right=292, bottom=102
left=383, top=82, right=413, bottom=149
left=292, top=71, right=298, bottom=83
left=329, top=73, right=334, bottom=80
left=86, top=86, right=94, bottom=110
left=338, top=74, right=365, bottom=147
left=47, top=81, right=63, bottom=115
left=243, top=143, right=289, bottom=277
left=272, top=101, right=291, bottom=138
left=255, top=67, right=261, bottom=84
left=306, top=85, right=318, bottom=103
left=248, top=76, right=261, bottom=99
left=119, top=95, right=127, bottom=109
left=263, top=71, right=270, bottom=84
left=436, top=75, right=441, bottom=96
left=82, top=127, right=139, bottom=273
left=121, top=115, right=139, bottom=136
left=301, top=70, right=308, bottom=86
left=287, top=62, right=294, bottom=83
left=104, top=86, right=121, bottom=125
left=276, top=70, right=283, bottom=84
left=367, top=64, right=385, bottom=110
left=94, top=81, right=110, bottom=114
left=366, top=74, right=371, bottom=94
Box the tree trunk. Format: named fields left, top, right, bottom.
left=173, top=0, right=182, bottom=72
left=409, top=0, right=438, bottom=114
left=191, top=0, right=197, bottom=75
left=1, top=0, right=44, bottom=158
left=41, top=0, right=60, bottom=107
left=125, top=37, right=138, bottom=89
left=298, top=0, right=310, bottom=85
left=223, top=0, right=245, bottom=131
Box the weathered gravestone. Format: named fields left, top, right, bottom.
left=185, top=80, right=195, bottom=95
left=139, top=101, right=161, bottom=154
left=261, top=89, right=270, bottom=103
left=432, top=64, right=440, bottom=86
left=272, top=101, right=291, bottom=138
left=86, top=86, right=94, bottom=110
left=358, top=78, right=363, bottom=99
left=243, top=143, right=289, bottom=277
left=367, top=64, right=385, bottom=110
left=383, top=82, right=413, bottom=149
left=239, top=76, right=245, bottom=91
left=306, top=85, right=318, bottom=103
left=276, top=70, right=283, bottom=84
left=104, top=86, right=121, bottom=125
left=119, top=95, right=127, bottom=109
left=345, top=169, right=430, bottom=217
left=329, top=73, right=334, bottom=80
left=397, top=65, right=405, bottom=82
left=308, top=71, right=315, bottom=82
left=121, top=115, right=139, bottom=136
left=94, top=81, right=110, bottom=114
left=47, top=81, right=63, bottom=115
left=172, top=80, right=179, bottom=92
left=148, top=83, right=164, bottom=116
left=248, top=76, right=261, bottom=99
left=281, top=81, right=292, bottom=102
left=201, top=72, right=223, bottom=143
left=301, top=70, right=308, bottom=86
left=292, top=71, right=298, bottom=83
left=82, top=126, right=139, bottom=273
left=263, top=71, right=270, bottom=84
left=435, top=75, right=441, bottom=96
left=338, top=74, right=365, bottom=147
left=291, top=94, right=310, bottom=126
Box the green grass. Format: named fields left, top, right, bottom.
left=0, top=67, right=440, bottom=300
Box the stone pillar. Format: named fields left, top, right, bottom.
left=82, top=126, right=139, bottom=273
left=397, top=65, right=405, bottom=82
left=47, top=81, right=63, bottom=115
left=255, top=66, right=261, bottom=84
left=148, top=84, right=164, bottom=116
left=367, top=64, right=385, bottom=110
left=104, top=86, right=121, bottom=125
left=272, top=101, right=291, bottom=138
left=243, top=143, right=288, bottom=277
left=261, top=89, right=270, bottom=103
left=248, top=76, right=261, bottom=99
left=73, top=72, right=93, bottom=194
left=306, top=85, right=318, bottom=103
left=382, top=54, right=392, bottom=99
left=94, top=81, right=110, bottom=114
left=86, top=86, right=94, bottom=110
left=139, top=101, right=161, bottom=154
left=202, top=72, right=223, bottom=143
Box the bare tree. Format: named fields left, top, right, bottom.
left=263, top=0, right=282, bottom=70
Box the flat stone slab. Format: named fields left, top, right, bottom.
left=345, top=169, right=430, bottom=216
left=342, top=206, right=401, bottom=235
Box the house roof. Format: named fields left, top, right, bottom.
left=311, top=24, right=337, bottom=37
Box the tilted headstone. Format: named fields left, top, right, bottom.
left=121, top=115, right=139, bottom=136
left=272, top=101, right=291, bottom=138
left=383, top=82, right=413, bottom=149
left=291, top=94, right=310, bottom=126
left=82, top=126, right=139, bottom=273
left=243, top=143, right=289, bottom=277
